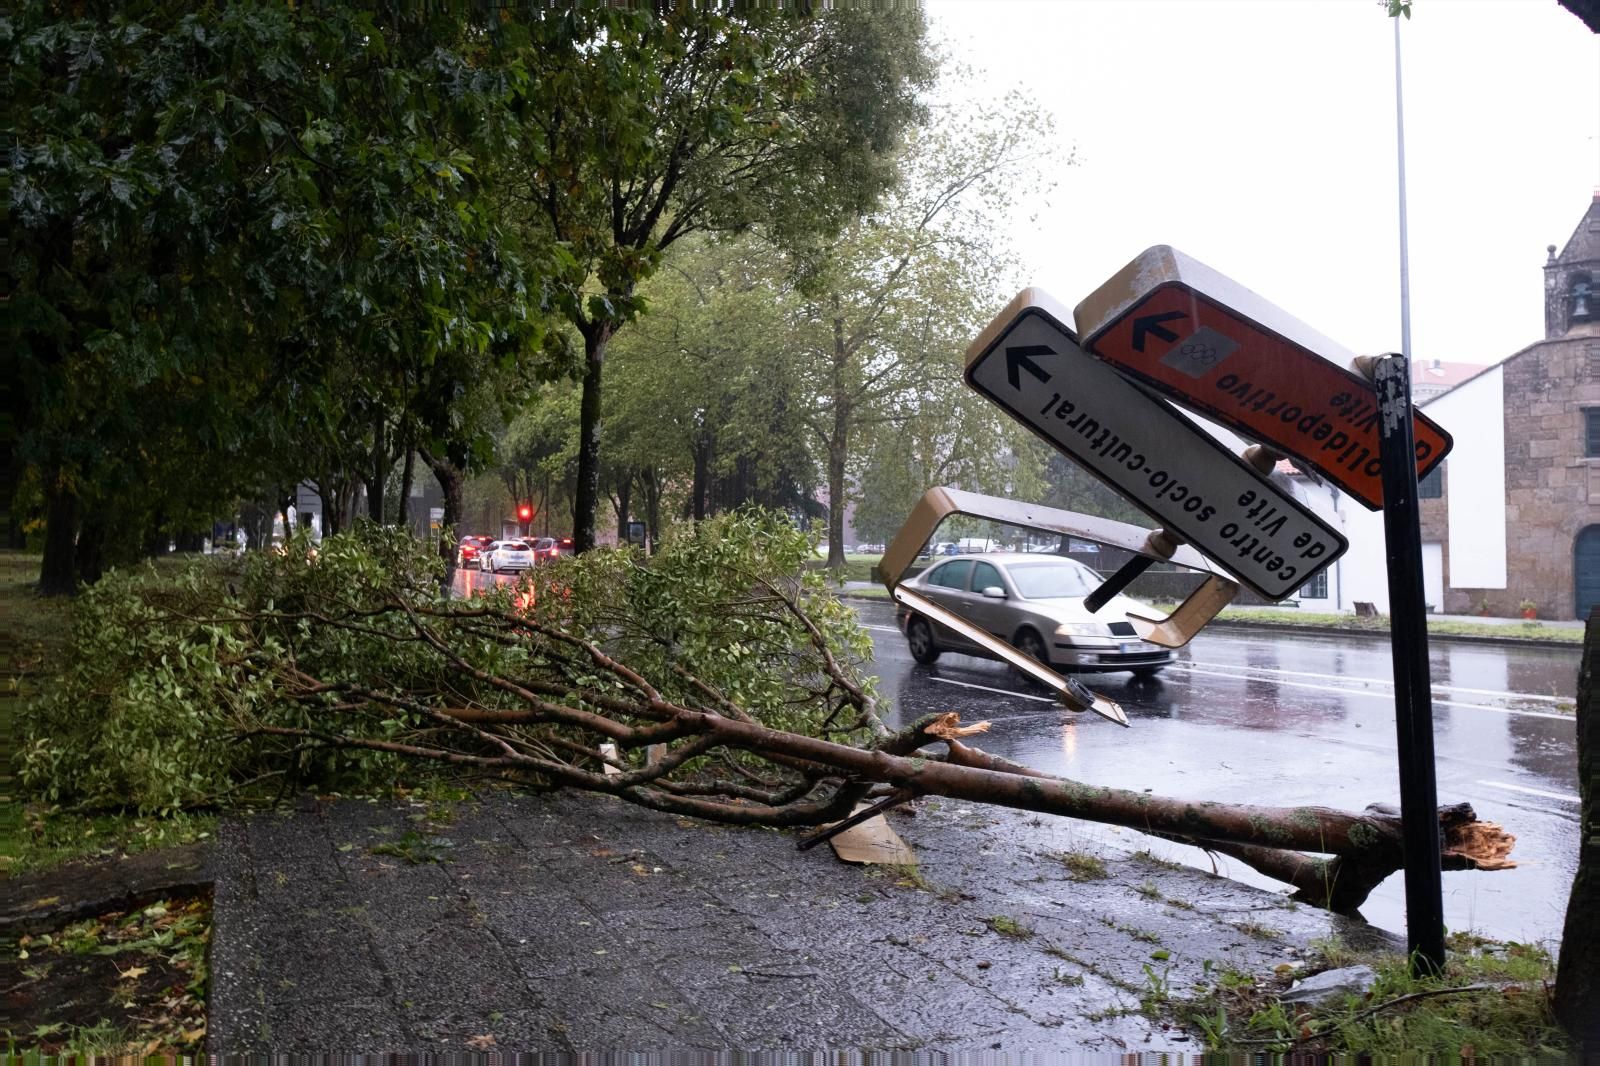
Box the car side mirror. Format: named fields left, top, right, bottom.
left=981, top=586, right=1007, bottom=599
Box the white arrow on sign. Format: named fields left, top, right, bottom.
left=965, top=289, right=1347, bottom=601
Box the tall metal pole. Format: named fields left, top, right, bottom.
left=1386, top=19, right=1444, bottom=975
left=1375, top=356, right=1445, bottom=975
left=1394, top=15, right=1413, bottom=363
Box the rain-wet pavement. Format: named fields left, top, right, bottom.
left=853, top=600, right=1582, bottom=948
left=208, top=790, right=1393, bottom=1053
left=203, top=568, right=1579, bottom=1051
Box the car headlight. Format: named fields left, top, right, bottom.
left=1055, top=622, right=1111, bottom=637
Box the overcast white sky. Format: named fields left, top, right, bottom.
left=925, top=0, right=1599, bottom=368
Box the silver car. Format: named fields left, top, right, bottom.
left=895, top=552, right=1173, bottom=677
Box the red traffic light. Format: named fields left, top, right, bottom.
left=518, top=504, right=533, bottom=522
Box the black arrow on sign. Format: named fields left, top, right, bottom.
left=1131, top=311, right=1188, bottom=351
left=1005, top=345, right=1053, bottom=389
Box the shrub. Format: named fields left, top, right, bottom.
left=18, top=512, right=877, bottom=814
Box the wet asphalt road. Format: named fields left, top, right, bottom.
left=855, top=599, right=1582, bottom=949
left=453, top=567, right=1582, bottom=948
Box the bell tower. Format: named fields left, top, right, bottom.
left=1546, top=190, right=1600, bottom=339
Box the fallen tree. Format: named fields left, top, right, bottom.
left=21, top=514, right=1514, bottom=914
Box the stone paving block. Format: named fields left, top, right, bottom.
left=209, top=790, right=1402, bottom=1054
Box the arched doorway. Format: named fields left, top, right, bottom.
left=1577, top=525, right=1600, bottom=619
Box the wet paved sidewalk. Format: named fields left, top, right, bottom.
left=209, top=790, right=1394, bottom=1054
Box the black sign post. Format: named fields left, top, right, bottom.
left=1373, top=353, right=1446, bottom=976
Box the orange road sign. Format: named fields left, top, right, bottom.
left=1075, top=246, right=1452, bottom=510
left=965, top=289, right=1346, bottom=601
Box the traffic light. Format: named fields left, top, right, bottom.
left=518, top=503, right=533, bottom=523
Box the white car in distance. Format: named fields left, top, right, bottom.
left=482, top=540, right=535, bottom=574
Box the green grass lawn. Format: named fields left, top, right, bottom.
left=1210, top=606, right=1582, bottom=643
left=2, top=550, right=218, bottom=876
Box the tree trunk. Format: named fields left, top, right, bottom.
left=319, top=480, right=342, bottom=538
left=690, top=431, right=712, bottom=521
left=1555, top=607, right=1600, bottom=1049
left=367, top=417, right=388, bottom=524
left=611, top=470, right=633, bottom=542
left=75, top=508, right=110, bottom=586
left=826, top=311, right=850, bottom=571
left=421, top=447, right=465, bottom=581
left=38, top=472, right=80, bottom=596
left=574, top=321, right=615, bottom=553
left=145, top=510, right=170, bottom=558
left=826, top=416, right=849, bottom=571
left=397, top=444, right=415, bottom=531
left=641, top=466, right=661, bottom=553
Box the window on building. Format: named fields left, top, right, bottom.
left=1418, top=464, right=1443, bottom=498
left=1587, top=408, right=1600, bottom=459
left=1299, top=570, right=1328, bottom=600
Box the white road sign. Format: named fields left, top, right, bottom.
left=965, top=289, right=1347, bottom=601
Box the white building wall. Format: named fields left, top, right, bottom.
left=1422, top=367, right=1507, bottom=589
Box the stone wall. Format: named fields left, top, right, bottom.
left=1492, top=337, right=1600, bottom=619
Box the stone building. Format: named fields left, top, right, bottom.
left=1417, top=193, right=1600, bottom=619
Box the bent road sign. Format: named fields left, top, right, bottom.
left=879, top=486, right=1239, bottom=650
left=1073, top=245, right=1452, bottom=510
left=965, top=289, right=1347, bottom=601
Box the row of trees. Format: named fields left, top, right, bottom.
left=11, top=2, right=945, bottom=592
left=12, top=2, right=1128, bottom=587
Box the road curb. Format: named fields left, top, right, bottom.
left=0, top=843, right=215, bottom=937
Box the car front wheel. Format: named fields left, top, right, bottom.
left=906, top=617, right=940, bottom=664
left=1013, top=628, right=1048, bottom=666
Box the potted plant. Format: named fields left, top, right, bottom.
left=1518, top=599, right=1538, bottom=620
left=1476, top=597, right=1491, bottom=617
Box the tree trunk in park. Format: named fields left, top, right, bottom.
left=318, top=481, right=342, bottom=537
left=175, top=530, right=204, bottom=553
left=367, top=417, right=388, bottom=524
left=38, top=473, right=80, bottom=596
left=1554, top=608, right=1599, bottom=1049
left=421, top=448, right=465, bottom=580
left=610, top=471, right=633, bottom=542
left=825, top=312, right=850, bottom=572
left=74, top=508, right=110, bottom=586
left=397, top=445, right=415, bottom=530
left=640, top=467, right=661, bottom=553
left=690, top=433, right=712, bottom=521
left=145, top=512, right=169, bottom=558
left=825, top=421, right=849, bottom=571
left=573, top=320, right=616, bottom=554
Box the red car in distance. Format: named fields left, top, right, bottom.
left=456, top=535, right=495, bottom=570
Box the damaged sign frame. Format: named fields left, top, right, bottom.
left=880, top=487, right=1248, bottom=727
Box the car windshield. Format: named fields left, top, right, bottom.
left=1007, top=561, right=1098, bottom=599
left=503, top=542, right=529, bottom=551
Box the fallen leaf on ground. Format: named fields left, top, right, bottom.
left=465, top=1034, right=497, bottom=1049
